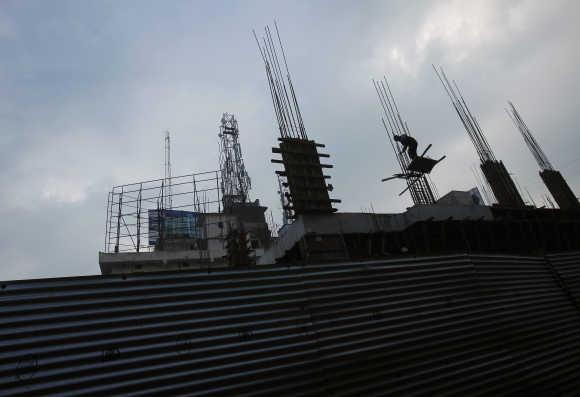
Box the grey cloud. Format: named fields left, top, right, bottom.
left=0, top=0, right=578, bottom=280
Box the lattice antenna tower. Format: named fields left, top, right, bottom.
left=219, top=113, right=251, bottom=210
left=164, top=130, right=172, bottom=209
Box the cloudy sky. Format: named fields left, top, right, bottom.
left=1, top=0, right=579, bottom=280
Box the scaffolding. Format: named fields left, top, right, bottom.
left=104, top=171, right=222, bottom=254
left=373, top=76, right=440, bottom=205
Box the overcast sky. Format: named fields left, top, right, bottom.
left=1, top=0, right=579, bottom=280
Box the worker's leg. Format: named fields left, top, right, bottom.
left=408, top=142, right=418, bottom=159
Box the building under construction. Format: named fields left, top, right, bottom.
left=1, top=23, right=580, bottom=397
left=99, top=115, right=270, bottom=274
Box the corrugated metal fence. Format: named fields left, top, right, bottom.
left=1, top=252, right=579, bottom=396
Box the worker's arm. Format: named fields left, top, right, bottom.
left=398, top=143, right=408, bottom=155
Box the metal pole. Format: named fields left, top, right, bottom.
left=104, top=191, right=111, bottom=252
left=136, top=184, right=142, bottom=252
left=216, top=171, right=221, bottom=213
left=115, top=187, right=123, bottom=253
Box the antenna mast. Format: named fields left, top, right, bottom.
left=219, top=113, right=251, bottom=211
left=164, top=130, right=172, bottom=209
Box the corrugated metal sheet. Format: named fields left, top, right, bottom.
left=547, top=251, right=580, bottom=308
left=1, top=252, right=579, bottom=396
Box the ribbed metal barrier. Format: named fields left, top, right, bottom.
left=547, top=251, right=580, bottom=308
left=469, top=254, right=580, bottom=395
left=1, top=253, right=579, bottom=396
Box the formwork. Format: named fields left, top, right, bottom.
left=272, top=138, right=339, bottom=218
left=480, top=160, right=526, bottom=209
left=540, top=169, right=579, bottom=210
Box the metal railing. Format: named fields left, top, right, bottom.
left=104, top=171, right=222, bottom=253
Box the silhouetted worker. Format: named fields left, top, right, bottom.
left=393, top=134, right=418, bottom=159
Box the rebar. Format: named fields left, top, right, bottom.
left=254, top=22, right=308, bottom=140
left=373, top=76, right=437, bottom=205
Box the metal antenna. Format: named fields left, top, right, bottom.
left=219, top=113, right=251, bottom=211
left=164, top=130, right=172, bottom=209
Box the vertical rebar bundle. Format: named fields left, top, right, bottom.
left=506, top=102, right=553, bottom=171
left=433, top=66, right=496, bottom=162
left=218, top=113, right=251, bottom=210
left=507, top=102, right=578, bottom=210
left=434, top=66, right=525, bottom=208
left=253, top=22, right=307, bottom=140
left=255, top=21, right=339, bottom=218
left=471, top=164, right=495, bottom=205
left=373, top=76, right=437, bottom=205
